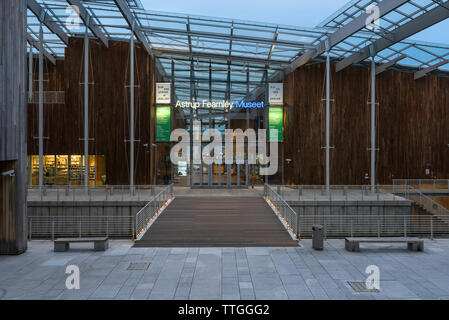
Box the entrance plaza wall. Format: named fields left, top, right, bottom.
left=283, top=62, right=449, bottom=185
left=26, top=38, right=449, bottom=186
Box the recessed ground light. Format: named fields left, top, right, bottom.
left=126, top=262, right=151, bottom=271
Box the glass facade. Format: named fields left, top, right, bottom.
left=28, top=155, right=106, bottom=186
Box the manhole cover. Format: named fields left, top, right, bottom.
left=347, top=281, right=380, bottom=293
left=126, top=262, right=151, bottom=271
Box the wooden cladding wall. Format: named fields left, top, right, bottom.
left=28, top=38, right=164, bottom=185
left=1, top=0, right=27, bottom=254
left=283, top=62, right=449, bottom=185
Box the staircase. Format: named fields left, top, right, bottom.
left=134, top=196, right=298, bottom=247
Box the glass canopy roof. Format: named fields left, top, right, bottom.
left=317, top=0, right=449, bottom=72
left=26, top=0, right=449, bottom=107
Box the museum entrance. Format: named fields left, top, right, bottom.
left=157, top=59, right=280, bottom=189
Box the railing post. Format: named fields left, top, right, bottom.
left=430, top=215, right=434, bottom=240
left=296, top=212, right=300, bottom=239
left=350, top=217, right=354, bottom=237
left=106, top=216, right=109, bottom=237
left=52, top=217, right=54, bottom=241
left=132, top=215, right=136, bottom=240
left=403, top=216, right=407, bottom=238
left=29, top=217, right=32, bottom=241
left=377, top=219, right=380, bottom=238
left=324, top=218, right=327, bottom=240
left=79, top=217, right=82, bottom=238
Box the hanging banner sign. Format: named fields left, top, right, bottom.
left=268, top=83, right=283, bottom=105
left=174, top=100, right=265, bottom=110
left=268, top=107, right=283, bottom=142
left=156, top=106, right=171, bottom=142
left=156, top=83, right=171, bottom=104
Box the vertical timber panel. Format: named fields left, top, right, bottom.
left=0, top=0, right=27, bottom=254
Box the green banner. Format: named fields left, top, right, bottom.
left=268, top=107, right=283, bottom=142
left=156, top=106, right=171, bottom=142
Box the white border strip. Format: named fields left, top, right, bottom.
left=135, top=197, right=175, bottom=241
left=264, top=197, right=299, bottom=242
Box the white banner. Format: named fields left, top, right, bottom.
left=268, top=83, right=283, bottom=105
left=156, top=83, right=171, bottom=104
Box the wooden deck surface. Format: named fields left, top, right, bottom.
left=134, top=197, right=298, bottom=247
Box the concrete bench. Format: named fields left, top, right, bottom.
left=345, top=237, right=424, bottom=252
left=54, top=237, right=109, bottom=252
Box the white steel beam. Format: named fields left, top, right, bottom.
left=375, top=54, right=407, bottom=75
left=66, top=0, right=109, bottom=48
left=336, top=2, right=449, bottom=72
left=286, top=0, right=410, bottom=72
left=414, top=59, right=449, bottom=79
left=26, top=32, right=56, bottom=65
left=27, top=0, right=69, bottom=44
left=114, top=0, right=152, bottom=55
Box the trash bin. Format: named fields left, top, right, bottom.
left=312, top=224, right=324, bottom=250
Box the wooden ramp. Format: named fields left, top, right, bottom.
left=134, top=197, right=298, bottom=247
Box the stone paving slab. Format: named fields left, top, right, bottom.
left=1, top=239, right=449, bottom=300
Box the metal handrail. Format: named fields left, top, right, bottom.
left=28, top=215, right=134, bottom=240
left=296, top=214, right=449, bottom=239
left=393, top=179, right=449, bottom=193
left=400, top=185, right=449, bottom=218
left=271, top=185, right=401, bottom=201
left=27, top=185, right=170, bottom=201
left=135, top=184, right=174, bottom=240
left=266, top=184, right=449, bottom=239
left=264, top=184, right=299, bottom=239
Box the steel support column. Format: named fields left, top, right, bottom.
left=325, top=47, right=331, bottom=191
left=226, top=62, right=231, bottom=187
left=189, top=61, right=194, bottom=187
left=246, top=67, right=250, bottom=187
left=28, top=42, right=33, bottom=101
left=208, top=61, right=213, bottom=186
left=83, top=27, right=89, bottom=191
left=171, top=59, right=175, bottom=184
left=38, top=23, right=44, bottom=189
left=370, top=56, right=376, bottom=192
left=264, top=68, right=268, bottom=186
left=129, top=35, right=135, bottom=189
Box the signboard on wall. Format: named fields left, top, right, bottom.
left=156, top=106, right=171, bottom=142
left=268, top=107, right=283, bottom=142
left=268, top=83, right=283, bottom=105
left=156, top=83, right=171, bottom=104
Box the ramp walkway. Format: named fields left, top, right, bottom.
left=134, top=196, right=297, bottom=247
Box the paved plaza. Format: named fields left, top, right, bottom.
left=1, top=239, right=449, bottom=300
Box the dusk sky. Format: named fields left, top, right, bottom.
left=140, top=0, right=449, bottom=45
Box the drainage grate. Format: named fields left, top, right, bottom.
left=347, top=281, right=380, bottom=293
left=126, top=262, right=151, bottom=271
